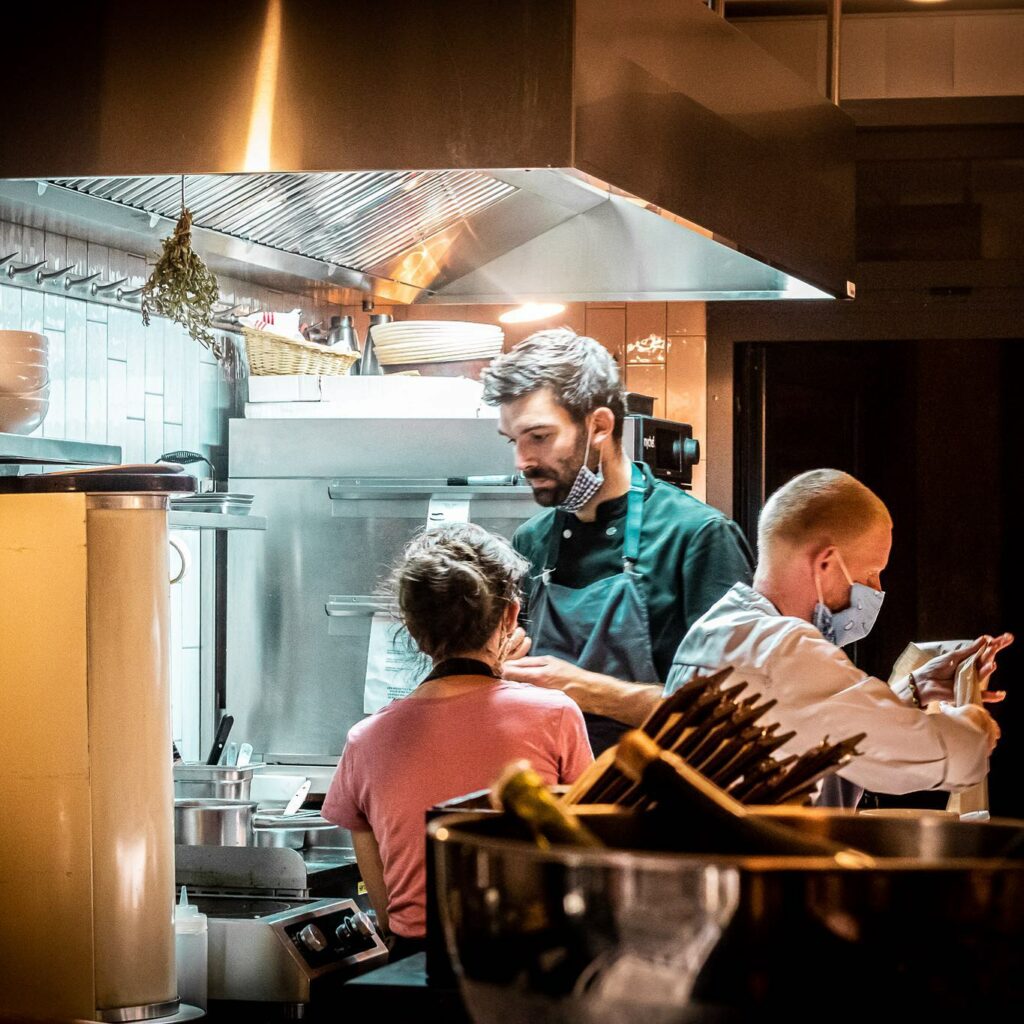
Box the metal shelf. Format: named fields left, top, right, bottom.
left=168, top=511, right=267, bottom=531
left=328, top=481, right=532, bottom=500
left=0, top=432, right=121, bottom=466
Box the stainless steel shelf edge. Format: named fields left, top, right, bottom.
left=0, top=432, right=121, bottom=466
left=168, top=512, right=267, bottom=531
left=327, top=483, right=535, bottom=500
left=325, top=596, right=394, bottom=617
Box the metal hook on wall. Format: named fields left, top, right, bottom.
left=117, top=285, right=146, bottom=302
left=7, top=259, right=47, bottom=279
left=0, top=251, right=18, bottom=269
left=92, top=277, right=128, bottom=296
left=63, top=270, right=101, bottom=290
left=37, top=262, right=77, bottom=284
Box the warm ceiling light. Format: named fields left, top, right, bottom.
left=243, top=0, right=283, bottom=172
left=498, top=302, right=566, bottom=324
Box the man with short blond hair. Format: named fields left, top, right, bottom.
left=665, top=469, right=1010, bottom=802
left=757, top=467, right=892, bottom=553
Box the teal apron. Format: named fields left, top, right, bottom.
left=527, top=463, right=660, bottom=754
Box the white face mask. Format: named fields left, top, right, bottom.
left=812, top=549, right=885, bottom=647
left=557, top=429, right=604, bottom=513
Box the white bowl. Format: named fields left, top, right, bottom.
left=0, top=391, right=50, bottom=434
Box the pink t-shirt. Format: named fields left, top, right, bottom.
left=322, top=681, right=593, bottom=939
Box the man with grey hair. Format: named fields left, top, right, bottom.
left=482, top=327, right=754, bottom=753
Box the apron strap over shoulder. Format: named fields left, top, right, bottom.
left=623, top=462, right=646, bottom=569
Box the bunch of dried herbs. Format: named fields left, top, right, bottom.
left=141, top=206, right=222, bottom=355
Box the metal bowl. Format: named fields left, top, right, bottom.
left=174, top=798, right=258, bottom=847
left=429, top=807, right=1024, bottom=1021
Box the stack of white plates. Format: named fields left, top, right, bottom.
left=170, top=493, right=255, bottom=516
left=369, top=320, right=504, bottom=366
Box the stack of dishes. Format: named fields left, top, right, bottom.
left=369, top=320, right=504, bottom=366
left=170, top=493, right=255, bottom=516
left=0, top=331, right=50, bottom=435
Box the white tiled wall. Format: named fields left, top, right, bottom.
left=3, top=212, right=339, bottom=760
left=1, top=275, right=232, bottom=763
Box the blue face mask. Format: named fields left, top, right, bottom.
left=812, top=550, right=885, bottom=647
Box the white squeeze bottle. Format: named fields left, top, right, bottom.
left=175, top=886, right=208, bottom=1010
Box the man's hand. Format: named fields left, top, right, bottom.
left=912, top=633, right=1014, bottom=705
left=502, top=653, right=587, bottom=692
left=502, top=655, right=663, bottom=725
left=500, top=626, right=532, bottom=665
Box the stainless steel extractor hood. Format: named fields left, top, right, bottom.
left=0, top=0, right=856, bottom=304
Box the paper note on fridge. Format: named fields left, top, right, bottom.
left=364, top=612, right=431, bottom=714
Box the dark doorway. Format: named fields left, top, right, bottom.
left=735, top=338, right=1022, bottom=817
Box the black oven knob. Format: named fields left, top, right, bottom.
left=335, top=911, right=374, bottom=945
left=297, top=922, right=328, bottom=953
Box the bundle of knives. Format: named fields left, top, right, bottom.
left=564, top=669, right=866, bottom=807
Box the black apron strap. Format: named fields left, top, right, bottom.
left=422, top=658, right=499, bottom=682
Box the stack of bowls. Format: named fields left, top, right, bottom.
left=370, top=320, right=504, bottom=379
left=0, top=331, right=50, bottom=434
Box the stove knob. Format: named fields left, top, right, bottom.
left=335, top=911, right=374, bottom=945
left=350, top=911, right=374, bottom=938
left=297, top=922, right=328, bottom=953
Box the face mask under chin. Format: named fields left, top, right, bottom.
left=557, top=429, right=604, bottom=513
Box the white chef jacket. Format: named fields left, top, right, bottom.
left=663, top=583, right=990, bottom=795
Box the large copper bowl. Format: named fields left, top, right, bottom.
left=429, top=807, right=1024, bottom=1022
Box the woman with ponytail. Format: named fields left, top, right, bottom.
left=323, top=522, right=593, bottom=955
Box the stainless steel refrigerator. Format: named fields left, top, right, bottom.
left=226, top=416, right=537, bottom=777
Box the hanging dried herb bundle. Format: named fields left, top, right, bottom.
left=141, top=206, right=221, bottom=353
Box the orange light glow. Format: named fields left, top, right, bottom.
left=243, top=0, right=283, bottom=172
left=498, top=303, right=566, bottom=324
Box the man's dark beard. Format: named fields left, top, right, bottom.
left=523, top=429, right=590, bottom=508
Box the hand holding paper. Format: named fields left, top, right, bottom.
left=909, top=633, right=1013, bottom=706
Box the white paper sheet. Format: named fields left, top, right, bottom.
left=363, top=613, right=431, bottom=714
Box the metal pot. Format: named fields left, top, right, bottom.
left=173, top=798, right=257, bottom=846
left=251, top=810, right=340, bottom=849
left=173, top=763, right=257, bottom=800
left=429, top=807, right=1024, bottom=1021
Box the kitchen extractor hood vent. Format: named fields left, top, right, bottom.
left=48, top=172, right=515, bottom=275
left=0, top=0, right=858, bottom=304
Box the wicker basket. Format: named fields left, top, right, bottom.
left=243, top=326, right=360, bottom=376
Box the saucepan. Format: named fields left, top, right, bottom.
left=429, top=807, right=1024, bottom=1021
left=173, top=798, right=258, bottom=846
left=252, top=809, right=340, bottom=849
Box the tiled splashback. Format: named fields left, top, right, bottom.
left=0, top=216, right=332, bottom=760
left=1, top=254, right=236, bottom=760
left=0, top=284, right=231, bottom=462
